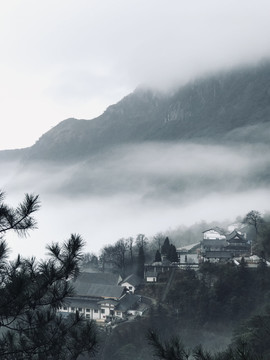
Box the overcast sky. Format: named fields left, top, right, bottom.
left=1, top=0, right=270, bottom=150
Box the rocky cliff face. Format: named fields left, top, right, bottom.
left=3, top=61, right=270, bottom=163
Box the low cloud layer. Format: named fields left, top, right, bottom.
left=3, top=141, right=270, bottom=258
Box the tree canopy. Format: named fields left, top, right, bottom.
left=0, top=191, right=98, bottom=359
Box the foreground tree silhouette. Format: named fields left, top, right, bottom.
left=0, top=191, right=98, bottom=359
left=147, top=329, right=191, bottom=359
left=147, top=329, right=264, bottom=360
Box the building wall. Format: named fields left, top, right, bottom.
left=59, top=304, right=109, bottom=321
left=121, top=282, right=135, bottom=293
left=203, top=230, right=226, bottom=240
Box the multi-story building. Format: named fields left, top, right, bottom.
left=58, top=272, right=143, bottom=322
left=201, top=227, right=251, bottom=262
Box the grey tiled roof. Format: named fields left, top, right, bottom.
left=121, top=274, right=142, bottom=287
left=74, top=282, right=124, bottom=299
left=116, top=294, right=140, bottom=312
left=145, top=271, right=158, bottom=277
left=226, top=244, right=250, bottom=250
left=65, top=297, right=99, bottom=310
left=202, top=227, right=226, bottom=235
left=226, top=230, right=246, bottom=242
left=73, top=272, right=121, bottom=286
left=97, top=299, right=118, bottom=306
left=202, top=239, right=228, bottom=247
left=204, top=251, right=232, bottom=259
left=177, top=242, right=200, bottom=252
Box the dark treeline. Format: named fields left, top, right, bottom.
left=80, top=233, right=152, bottom=279
left=81, top=233, right=179, bottom=281
left=99, top=261, right=270, bottom=359
left=81, top=210, right=270, bottom=277
left=96, top=211, right=270, bottom=360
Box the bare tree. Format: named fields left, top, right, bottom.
left=243, top=210, right=264, bottom=252
left=80, top=252, right=99, bottom=269
left=243, top=210, right=263, bottom=236
left=100, top=238, right=129, bottom=275
left=127, top=236, right=134, bottom=265
left=136, top=233, right=148, bottom=250
left=153, top=232, right=166, bottom=252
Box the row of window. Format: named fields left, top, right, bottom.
left=59, top=306, right=105, bottom=314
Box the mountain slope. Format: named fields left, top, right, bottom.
left=3, top=61, right=270, bottom=162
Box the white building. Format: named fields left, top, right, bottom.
left=58, top=272, right=143, bottom=322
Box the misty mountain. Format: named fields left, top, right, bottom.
left=2, top=61, right=270, bottom=258
left=2, top=61, right=270, bottom=163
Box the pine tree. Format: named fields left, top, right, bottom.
left=0, top=191, right=98, bottom=359
left=137, top=245, right=145, bottom=279
left=155, top=250, right=162, bottom=262
left=161, top=237, right=170, bottom=257
left=168, top=244, right=178, bottom=263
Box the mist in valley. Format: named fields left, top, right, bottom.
left=2, top=140, right=270, bottom=259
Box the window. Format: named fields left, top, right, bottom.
left=116, top=311, right=121, bottom=316
left=86, top=314, right=90, bottom=319
left=86, top=308, right=90, bottom=312
left=94, top=309, right=98, bottom=313
left=71, top=307, right=75, bottom=311
left=101, top=309, right=105, bottom=314
left=63, top=307, right=67, bottom=311
left=78, top=308, right=82, bottom=312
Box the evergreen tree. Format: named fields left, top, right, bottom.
left=0, top=191, right=98, bottom=359
left=168, top=244, right=178, bottom=262
left=155, top=250, right=162, bottom=262
left=161, top=237, right=171, bottom=257
left=147, top=329, right=191, bottom=360
left=257, top=218, right=270, bottom=259
left=137, top=245, right=145, bottom=278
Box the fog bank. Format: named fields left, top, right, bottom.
left=3, top=141, right=270, bottom=258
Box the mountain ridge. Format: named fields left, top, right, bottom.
left=2, top=61, right=270, bottom=163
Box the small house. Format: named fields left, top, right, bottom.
left=121, top=274, right=143, bottom=293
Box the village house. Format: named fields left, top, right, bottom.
left=120, top=274, right=143, bottom=293
left=144, top=259, right=178, bottom=282
left=58, top=272, right=144, bottom=323
left=176, top=243, right=200, bottom=267
left=226, top=230, right=250, bottom=256
left=203, top=227, right=226, bottom=240
left=145, top=270, right=158, bottom=283
left=200, top=227, right=251, bottom=262
left=145, top=243, right=201, bottom=282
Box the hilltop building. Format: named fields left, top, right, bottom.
left=201, top=228, right=251, bottom=262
